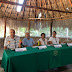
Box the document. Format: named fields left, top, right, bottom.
left=67, top=43, right=72, bottom=46
left=32, top=46, right=38, bottom=48
left=54, top=44, right=62, bottom=48
left=15, top=48, right=27, bottom=52
left=38, top=45, right=47, bottom=49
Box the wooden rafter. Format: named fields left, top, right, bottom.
left=0, top=0, right=72, bottom=13
left=28, top=0, right=31, bottom=17
left=0, top=2, right=2, bottom=6
left=40, top=0, right=42, bottom=17
left=55, top=17, right=72, bottom=21
left=15, top=11, right=18, bottom=19
left=4, top=16, right=72, bottom=21
left=28, top=15, right=72, bottom=20
left=9, top=5, right=14, bottom=17
left=44, top=0, right=46, bottom=8
left=60, top=0, right=67, bottom=15
left=48, top=0, right=54, bottom=18
left=68, top=0, right=72, bottom=7
left=54, top=0, right=61, bottom=17
left=34, top=0, right=37, bottom=18
left=22, top=0, right=26, bottom=19
left=44, top=0, right=51, bottom=18
left=40, top=0, right=42, bottom=7
left=5, top=17, right=51, bottom=21
left=44, top=0, right=47, bottom=18
left=2, top=4, right=8, bottom=17
left=16, top=0, right=26, bottom=19
left=22, top=7, right=24, bottom=19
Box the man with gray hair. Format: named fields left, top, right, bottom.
left=4, top=29, right=20, bottom=50
left=22, top=32, right=35, bottom=47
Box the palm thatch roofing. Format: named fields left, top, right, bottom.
left=0, top=0, right=72, bottom=21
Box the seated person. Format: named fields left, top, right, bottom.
left=49, top=31, right=61, bottom=44
left=4, top=29, right=20, bottom=50
left=39, top=33, right=48, bottom=45
left=22, top=32, right=35, bottom=47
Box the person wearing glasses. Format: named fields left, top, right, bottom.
left=49, top=31, right=61, bottom=44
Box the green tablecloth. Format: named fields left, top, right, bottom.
left=1, top=44, right=72, bottom=72
left=1, top=49, right=38, bottom=72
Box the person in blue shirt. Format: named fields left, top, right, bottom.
left=22, top=32, right=35, bottom=47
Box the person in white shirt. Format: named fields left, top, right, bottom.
left=39, top=33, right=48, bottom=45
left=4, top=29, right=20, bottom=50
left=49, top=31, right=61, bottom=44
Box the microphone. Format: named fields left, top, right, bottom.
left=8, top=41, right=10, bottom=48
left=14, top=38, right=16, bottom=48
left=19, top=40, right=24, bottom=48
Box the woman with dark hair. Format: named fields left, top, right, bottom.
left=49, top=31, right=61, bottom=44
left=39, top=33, right=48, bottom=45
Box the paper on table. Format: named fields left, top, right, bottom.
left=54, top=44, right=62, bottom=48
left=61, top=43, right=66, bottom=45
left=15, top=48, right=27, bottom=52
left=11, top=48, right=15, bottom=50
left=67, top=43, right=72, bottom=46
left=47, top=44, right=51, bottom=46
left=32, top=46, right=38, bottom=48
left=38, top=45, right=47, bottom=50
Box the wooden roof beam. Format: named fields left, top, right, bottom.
left=54, top=0, right=61, bottom=18
left=34, top=0, right=37, bottom=18
left=60, top=0, right=67, bottom=15
left=48, top=0, right=54, bottom=18
left=0, top=0, right=72, bottom=13
left=68, top=0, right=72, bottom=7
left=22, top=0, right=26, bottom=19
left=44, top=0, right=51, bottom=18
left=2, top=4, right=8, bottom=17
left=9, top=6, right=14, bottom=17
left=28, top=0, right=31, bottom=17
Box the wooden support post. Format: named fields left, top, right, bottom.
left=28, top=20, right=30, bottom=33
left=4, top=18, right=6, bottom=38
left=50, top=20, right=53, bottom=37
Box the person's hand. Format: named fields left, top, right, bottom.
left=63, top=41, right=66, bottom=43
left=19, top=40, right=22, bottom=44
left=8, top=41, right=10, bottom=44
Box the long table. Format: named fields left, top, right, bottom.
left=1, top=44, right=72, bottom=72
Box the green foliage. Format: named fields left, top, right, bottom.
left=0, top=25, right=72, bottom=38
left=30, top=27, right=50, bottom=37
